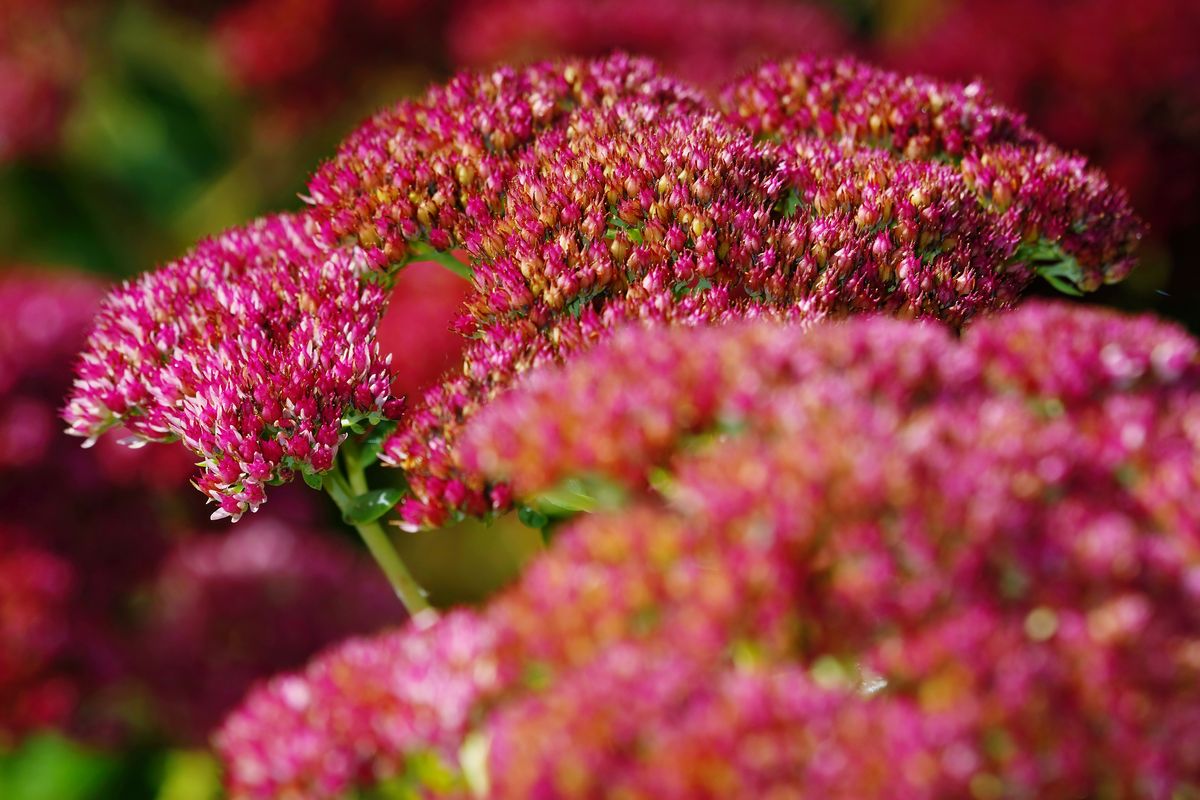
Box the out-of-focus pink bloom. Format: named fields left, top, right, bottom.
left=218, top=303, right=1200, bottom=798
left=0, top=0, right=81, bottom=162
left=213, top=0, right=439, bottom=130
left=138, top=520, right=404, bottom=743
left=0, top=538, right=75, bottom=743
left=449, top=0, right=848, bottom=87
left=63, top=214, right=401, bottom=520
left=216, top=611, right=498, bottom=798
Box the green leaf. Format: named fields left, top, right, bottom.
left=344, top=488, right=404, bottom=524
left=779, top=188, right=802, bottom=218
left=360, top=420, right=399, bottom=468
left=0, top=733, right=119, bottom=800
left=1040, top=271, right=1084, bottom=297
left=1017, top=239, right=1087, bottom=296
left=517, top=506, right=549, bottom=530
left=302, top=470, right=325, bottom=491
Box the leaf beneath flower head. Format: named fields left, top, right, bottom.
left=345, top=488, right=404, bottom=524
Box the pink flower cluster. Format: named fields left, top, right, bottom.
left=315, top=55, right=1138, bottom=527
left=0, top=269, right=404, bottom=745
left=67, top=56, right=1142, bottom=529
left=448, top=0, right=848, bottom=87
left=63, top=213, right=401, bottom=520
left=217, top=302, right=1200, bottom=798
left=137, top=520, right=403, bottom=742
left=890, top=0, right=1200, bottom=240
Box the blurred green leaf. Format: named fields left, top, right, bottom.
left=0, top=733, right=120, bottom=800
left=345, top=488, right=404, bottom=524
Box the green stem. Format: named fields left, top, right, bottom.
left=325, top=443, right=435, bottom=620
left=410, top=241, right=474, bottom=282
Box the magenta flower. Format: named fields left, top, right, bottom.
left=64, top=213, right=400, bottom=520
left=297, top=55, right=1141, bottom=528
left=67, top=55, right=1142, bottom=535
left=137, top=519, right=404, bottom=742
left=218, top=303, right=1200, bottom=798
left=0, top=538, right=74, bottom=744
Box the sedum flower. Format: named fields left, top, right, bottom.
left=218, top=303, right=1200, bottom=798
left=68, top=56, right=1143, bottom=529
left=1, top=269, right=408, bottom=746
left=300, top=55, right=1141, bottom=527
left=63, top=213, right=401, bottom=520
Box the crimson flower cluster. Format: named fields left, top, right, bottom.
left=314, top=55, right=1140, bottom=527
left=0, top=269, right=402, bottom=746
left=66, top=55, right=1141, bottom=529
left=891, top=0, right=1200, bottom=241
left=64, top=214, right=400, bottom=521
left=217, top=302, right=1200, bottom=798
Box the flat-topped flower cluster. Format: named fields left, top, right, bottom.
left=217, top=303, right=1200, bottom=798
left=65, top=55, right=1141, bottom=528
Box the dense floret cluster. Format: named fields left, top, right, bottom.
left=312, top=55, right=1142, bottom=527
left=0, top=270, right=403, bottom=745
left=63, top=214, right=401, bottom=520
left=217, top=303, right=1200, bottom=798
left=63, top=56, right=1143, bottom=527
left=891, top=0, right=1200, bottom=241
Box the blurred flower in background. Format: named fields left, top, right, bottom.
left=449, top=0, right=848, bottom=86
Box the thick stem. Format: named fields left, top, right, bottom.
left=325, top=444, right=435, bottom=620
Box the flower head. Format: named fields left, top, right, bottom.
left=308, top=55, right=1142, bottom=528
left=219, top=303, right=1200, bottom=798
left=63, top=213, right=400, bottom=519
left=69, top=56, right=1144, bottom=530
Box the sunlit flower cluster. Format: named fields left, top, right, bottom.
left=218, top=303, right=1200, bottom=798
left=66, top=56, right=1143, bottom=532
left=292, top=55, right=1140, bottom=527
left=63, top=213, right=401, bottom=520
left=0, top=269, right=403, bottom=746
